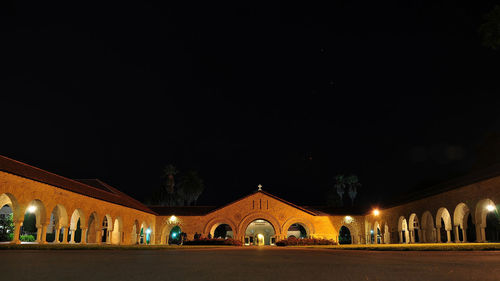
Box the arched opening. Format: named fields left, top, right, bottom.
left=213, top=224, right=233, bottom=239
left=70, top=209, right=85, bottom=243
left=436, top=208, right=452, bottom=243
left=339, top=226, right=352, bottom=244
left=244, top=219, right=276, bottom=246
left=87, top=212, right=99, bottom=243
left=47, top=205, right=68, bottom=243
left=168, top=225, right=181, bottom=245
left=408, top=214, right=420, bottom=243
left=131, top=220, right=139, bottom=244
left=383, top=223, right=390, bottom=244
left=421, top=211, right=436, bottom=243
left=111, top=217, right=123, bottom=245
left=101, top=215, right=111, bottom=243
left=465, top=212, right=476, bottom=242
left=286, top=223, right=307, bottom=239
left=485, top=205, right=500, bottom=242
left=22, top=200, right=46, bottom=243
left=454, top=203, right=470, bottom=242
left=0, top=204, right=14, bottom=242
left=398, top=216, right=409, bottom=244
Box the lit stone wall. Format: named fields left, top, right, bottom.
left=364, top=175, right=500, bottom=244
left=0, top=171, right=156, bottom=244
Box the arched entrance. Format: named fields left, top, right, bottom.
left=101, top=215, right=112, bottom=243
left=0, top=193, right=18, bottom=243
left=111, top=217, right=123, bottom=245
left=339, top=226, right=352, bottom=244
left=421, top=211, right=436, bottom=243
left=22, top=200, right=46, bottom=243
left=69, top=209, right=85, bottom=243
left=453, top=203, right=470, bottom=242
left=286, top=223, right=307, bottom=238
left=168, top=225, right=182, bottom=245
left=485, top=205, right=500, bottom=242
left=213, top=224, right=233, bottom=239
left=244, top=219, right=276, bottom=246
left=475, top=199, right=497, bottom=242
left=398, top=216, right=409, bottom=243
left=87, top=212, right=99, bottom=243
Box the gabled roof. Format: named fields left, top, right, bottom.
left=149, top=190, right=319, bottom=216
left=206, top=189, right=318, bottom=216
left=0, top=155, right=156, bottom=215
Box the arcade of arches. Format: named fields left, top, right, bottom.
left=1, top=155, right=499, bottom=245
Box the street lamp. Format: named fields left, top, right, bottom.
left=169, top=215, right=177, bottom=223
left=373, top=209, right=380, bottom=216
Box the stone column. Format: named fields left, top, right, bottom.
left=480, top=227, right=486, bottom=242
left=81, top=228, right=88, bottom=244
left=36, top=226, right=43, bottom=243
left=69, top=229, right=76, bottom=243
left=446, top=230, right=452, bottom=243
left=150, top=233, right=155, bottom=245
left=454, top=226, right=460, bottom=243
left=410, top=230, right=415, bottom=243
left=55, top=228, right=61, bottom=243
left=41, top=224, right=48, bottom=244
left=475, top=225, right=483, bottom=242
left=62, top=228, right=68, bottom=244
left=399, top=232, right=403, bottom=243
left=137, top=233, right=141, bottom=244
left=11, top=220, right=22, bottom=244
left=436, top=229, right=441, bottom=243
left=462, top=228, right=468, bottom=243
left=106, top=231, right=111, bottom=244
left=421, top=230, right=426, bottom=243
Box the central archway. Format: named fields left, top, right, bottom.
left=244, top=219, right=276, bottom=246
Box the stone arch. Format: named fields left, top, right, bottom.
left=69, top=209, right=86, bottom=243
left=131, top=219, right=140, bottom=244
left=101, top=214, right=112, bottom=243
left=421, top=211, right=436, bottom=243
left=282, top=217, right=315, bottom=238
left=160, top=221, right=181, bottom=245
left=373, top=221, right=381, bottom=244
left=408, top=213, right=420, bottom=243
left=23, top=199, right=47, bottom=243
left=383, top=222, right=390, bottom=244
left=475, top=198, right=497, bottom=242
left=454, top=203, right=470, bottom=227
left=0, top=193, right=20, bottom=221
left=87, top=212, right=99, bottom=243
left=475, top=199, right=495, bottom=228
left=397, top=216, right=409, bottom=243
left=203, top=217, right=238, bottom=238
left=436, top=207, right=452, bottom=243
left=111, top=217, right=123, bottom=245
left=237, top=212, right=282, bottom=240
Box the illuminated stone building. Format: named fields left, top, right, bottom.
left=0, top=155, right=499, bottom=245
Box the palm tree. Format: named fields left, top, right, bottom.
left=163, top=164, right=178, bottom=195
left=334, top=175, right=346, bottom=205
left=178, top=171, right=204, bottom=205
left=346, top=174, right=361, bottom=206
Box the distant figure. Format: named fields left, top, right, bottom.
left=194, top=232, right=199, bottom=240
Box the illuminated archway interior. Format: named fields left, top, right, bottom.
left=245, top=219, right=275, bottom=246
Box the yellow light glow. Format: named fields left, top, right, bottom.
left=169, top=215, right=177, bottom=223
left=344, top=216, right=353, bottom=223
left=373, top=209, right=380, bottom=216
left=27, top=205, right=36, bottom=213
left=486, top=205, right=496, bottom=212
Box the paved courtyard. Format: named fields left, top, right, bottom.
left=1, top=247, right=499, bottom=281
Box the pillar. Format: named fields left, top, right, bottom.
left=41, top=224, right=48, bottom=244
left=399, top=231, right=403, bottom=243
left=62, top=227, right=68, bottom=244
left=475, top=225, right=483, bottom=242
left=11, top=220, right=22, bottom=244
left=446, top=230, right=452, bottom=243
left=36, top=225, right=43, bottom=243
left=55, top=228, right=61, bottom=243
left=69, top=229, right=76, bottom=243
left=436, top=228, right=441, bottom=243
left=462, top=228, right=468, bottom=243
left=106, top=231, right=111, bottom=244
left=421, top=230, right=426, bottom=243
left=454, top=226, right=460, bottom=243
left=137, top=233, right=141, bottom=244
left=480, top=227, right=486, bottom=242
left=150, top=233, right=155, bottom=245
left=410, top=230, right=415, bottom=243
left=95, top=230, right=100, bottom=244
left=81, top=228, right=88, bottom=244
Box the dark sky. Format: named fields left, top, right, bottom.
left=1, top=0, right=500, bottom=209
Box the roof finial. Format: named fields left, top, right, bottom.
left=258, top=184, right=262, bottom=191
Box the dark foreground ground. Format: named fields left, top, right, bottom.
left=2, top=247, right=499, bottom=281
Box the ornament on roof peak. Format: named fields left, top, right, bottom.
left=258, top=184, right=262, bottom=191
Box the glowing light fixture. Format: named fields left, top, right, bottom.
left=486, top=204, right=496, bottom=212
left=146, top=228, right=151, bottom=234
left=169, top=215, right=177, bottom=223
left=344, top=216, right=353, bottom=223
left=370, top=230, right=374, bottom=234
left=27, top=205, right=36, bottom=213
left=373, top=209, right=380, bottom=216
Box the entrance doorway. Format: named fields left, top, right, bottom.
left=244, top=219, right=275, bottom=246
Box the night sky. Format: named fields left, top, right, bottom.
left=1, top=1, right=500, bottom=210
